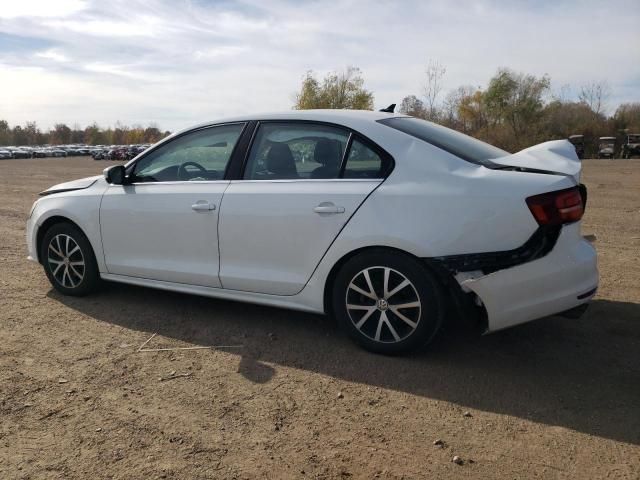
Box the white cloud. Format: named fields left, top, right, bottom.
left=0, top=0, right=86, bottom=19
left=0, top=0, right=638, bottom=131
left=34, top=49, right=69, bottom=62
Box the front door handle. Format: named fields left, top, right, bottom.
left=192, top=201, right=216, bottom=212
left=313, top=202, right=345, bottom=214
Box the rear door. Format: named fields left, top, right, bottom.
left=218, top=121, right=391, bottom=295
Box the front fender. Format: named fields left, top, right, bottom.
left=28, top=188, right=107, bottom=271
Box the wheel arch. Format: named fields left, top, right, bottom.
left=322, top=245, right=447, bottom=316
left=36, top=216, right=88, bottom=265
left=322, top=245, right=488, bottom=332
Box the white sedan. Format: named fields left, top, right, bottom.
left=26, top=110, right=598, bottom=354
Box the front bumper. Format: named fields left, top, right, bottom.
left=26, top=210, right=39, bottom=263
left=457, top=223, right=598, bottom=332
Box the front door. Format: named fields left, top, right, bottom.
left=100, top=123, right=246, bottom=287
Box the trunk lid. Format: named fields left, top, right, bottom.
left=492, top=140, right=581, bottom=182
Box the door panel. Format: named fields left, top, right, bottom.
left=218, top=179, right=380, bottom=295
left=100, top=182, right=228, bottom=287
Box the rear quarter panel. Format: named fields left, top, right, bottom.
left=298, top=137, right=576, bottom=311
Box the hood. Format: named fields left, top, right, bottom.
left=491, top=139, right=581, bottom=182
left=39, top=175, right=101, bottom=196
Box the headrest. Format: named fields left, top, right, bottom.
left=266, top=143, right=297, bottom=176
left=314, top=138, right=342, bottom=167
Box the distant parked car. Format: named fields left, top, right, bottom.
left=598, top=137, right=616, bottom=159
left=92, top=149, right=108, bottom=160
left=49, top=149, right=68, bottom=158
left=621, top=134, right=640, bottom=159
left=0, top=149, right=13, bottom=159
left=33, top=149, right=48, bottom=158
left=8, top=148, right=31, bottom=159
left=568, top=135, right=585, bottom=159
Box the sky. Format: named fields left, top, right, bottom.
left=0, top=0, right=639, bottom=132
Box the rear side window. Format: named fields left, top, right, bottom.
left=343, top=139, right=385, bottom=179
left=378, top=117, right=508, bottom=166
left=243, top=123, right=349, bottom=180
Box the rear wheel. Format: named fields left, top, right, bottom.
left=40, top=223, right=101, bottom=296
left=332, top=250, right=445, bottom=354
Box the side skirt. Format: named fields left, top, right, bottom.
left=100, top=273, right=323, bottom=314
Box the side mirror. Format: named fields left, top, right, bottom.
left=103, top=165, right=126, bottom=185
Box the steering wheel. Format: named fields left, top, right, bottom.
left=178, top=161, right=207, bottom=181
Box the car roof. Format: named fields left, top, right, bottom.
left=178, top=109, right=408, bottom=135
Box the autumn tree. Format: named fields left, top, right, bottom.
left=294, top=67, right=374, bottom=110
left=441, top=86, right=476, bottom=131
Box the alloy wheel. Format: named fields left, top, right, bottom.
left=345, top=266, right=422, bottom=343
left=47, top=234, right=85, bottom=288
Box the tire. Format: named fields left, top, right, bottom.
left=40, top=222, right=101, bottom=296
left=332, top=249, right=445, bottom=355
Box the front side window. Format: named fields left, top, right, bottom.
left=243, top=123, right=349, bottom=180
left=132, top=123, right=245, bottom=182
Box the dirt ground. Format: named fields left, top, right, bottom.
left=1, top=157, right=638, bottom=479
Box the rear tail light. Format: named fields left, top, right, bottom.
left=526, top=187, right=585, bottom=226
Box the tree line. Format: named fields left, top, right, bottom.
left=0, top=121, right=171, bottom=146
left=294, top=64, right=640, bottom=155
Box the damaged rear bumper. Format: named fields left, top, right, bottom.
left=453, top=223, right=598, bottom=332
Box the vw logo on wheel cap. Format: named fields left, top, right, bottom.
left=376, top=298, right=389, bottom=311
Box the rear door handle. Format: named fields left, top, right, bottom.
left=313, top=202, right=345, bottom=214
left=191, top=201, right=216, bottom=212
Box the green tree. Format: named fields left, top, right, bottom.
left=71, top=124, right=84, bottom=143
left=12, top=125, right=27, bottom=145
left=613, top=102, right=640, bottom=132
left=50, top=123, right=72, bottom=145
left=84, top=123, right=104, bottom=145
left=294, top=67, right=374, bottom=110
left=24, top=121, right=40, bottom=145
left=143, top=125, right=163, bottom=143
left=0, top=120, right=12, bottom=145
left=483, top=69, right=550, bottom=147
left=399, top=95, right=427, bottom=118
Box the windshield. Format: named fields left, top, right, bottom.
left=378, top=117, right=509, bottom=166
left=628, top=135, right=640, bottom=143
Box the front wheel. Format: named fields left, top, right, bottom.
left=40, top=223, right=101, bottom=296
left=332, top=250, right=445, bottom=355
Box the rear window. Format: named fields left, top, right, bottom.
left=378, top=117, right=509, bottom=166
